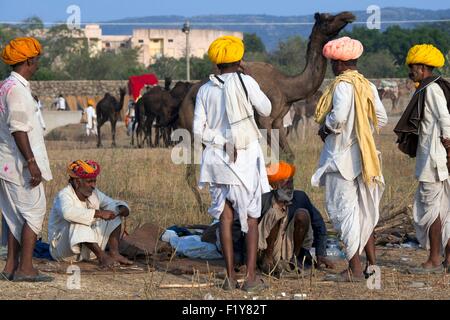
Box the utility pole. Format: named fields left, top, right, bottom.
left=182, top=20, right=191, bottom=81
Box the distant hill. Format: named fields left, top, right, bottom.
left=99, top=7, right=450, bottom=51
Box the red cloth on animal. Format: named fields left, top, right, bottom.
left=128, top=74, right=159, bottom=102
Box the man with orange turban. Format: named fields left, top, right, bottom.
left=193, top=35, right=272, bottom=292
left=47, top=160, right=133, bottom=268
left=0, top=37, right=53, bottom=282
left=395, top=44, right=450, bottom=274
left=219, top=161, right=334, bottom=279
left=312, top=36, right=388, bottom=282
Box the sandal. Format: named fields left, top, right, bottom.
left=0, top=271, right=13, bottom=281
left=241, top=277, right=268, bottom=293
left=325, top=271, right=365, bottom=283
left=13, top=272, right=54, bottom=283
left=408, top=265, right=444, bottom=275
left=221, top=277, right=238, bottom=291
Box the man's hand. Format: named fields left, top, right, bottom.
left=315, top=256, right=336, bottom=269
left=94, top=210, right=116, bottom=220
left=28, top=161, right=42, bottom=188
left=118, top=205, right=130, bottom=217
left=441, top=137, right=450, bottom=173
left=224, top=142, right=237, bottom=163
left=318, top=125, right=330, bottom=142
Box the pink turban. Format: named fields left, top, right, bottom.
left=323, top=36, right=364, bottom=61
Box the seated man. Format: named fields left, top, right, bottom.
left=48, top=160, right=132, bottom=268
left=219, top=162, right=335, bottom=275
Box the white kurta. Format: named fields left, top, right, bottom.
left=193, top=72, right=272, bottom=232
left=311, top=81, right=387, bottom=259
left=48, top=185, right=128, bottom=262
left=413, top=82, right=450, bottom=252
left=0, top=72, right=52, bottom=242
left=85, top=105, right=97, bottom=136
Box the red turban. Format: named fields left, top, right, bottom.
left=266, top=161, right=296, bottom=185
left=67, top=160, right=101, bottom=179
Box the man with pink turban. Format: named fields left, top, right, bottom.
left=47, top=160, right=133, bottom=268
left=312, top=36, right=388, bottom=282
left=0, top=37, right=53, bottom=282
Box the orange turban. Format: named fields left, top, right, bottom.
left=1, top=37, right=42, bottom=65
left=323, top=36, right=363, bottom=61
left=68, top=160, right=101, bottom=179
left=208, top=36, right=244, bottom=64
left=266, top=161, right=296, bottom=185
left=87, top=99, right=95, bottom=106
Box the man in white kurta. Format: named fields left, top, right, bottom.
left=193, top=36, right=271, bottom=292
left=312, top=37, right=388, bottom=282
left=85, top=101, right=97, bottom=136
left=48, top=160, right=133, bottom=267
left=0, top=37, right=53, bottom=282
left=399, top=44, right=450, bottom=273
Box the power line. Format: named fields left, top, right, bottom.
left=1, top=18, right=450, bottom=27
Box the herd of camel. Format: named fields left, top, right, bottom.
left=92, top=11, right=412, bottom=212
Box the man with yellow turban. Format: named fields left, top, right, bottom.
left=395, top=44, right=450, bottom=274
left=0, top=37, right=54, bottom=282
left=311, top=36, right=388, bottom=282
left=218, top=161, right=334, bottom=281
left=47, top=160, right=133, bottom=268
left=193, top=35, right=272, bottom=292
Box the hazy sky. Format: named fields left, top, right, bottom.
left=0, top=0, right=449, bottom=23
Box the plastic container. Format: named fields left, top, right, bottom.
left=326, top=237, right=346, bottom=260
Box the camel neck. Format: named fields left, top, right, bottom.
left=278, top=33, right=328, bottom=104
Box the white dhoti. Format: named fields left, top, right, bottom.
left=413, top=179, right=450, bottom=253
left=50, top=216, right=122, bottom=262
left=0, top=177, right=46, bottom=243
left=325, top=172, right=383, bottom=260
left=208, top=181, right=262, bottom=234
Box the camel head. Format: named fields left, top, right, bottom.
left=312, top=11, right=355, bottom=42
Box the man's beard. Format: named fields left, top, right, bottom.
left=275, top=187, right=294, bottom=202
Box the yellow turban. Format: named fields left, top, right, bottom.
left=67, top=160, right=101, bottom=179
left=1, top=37, right=42, bottom=65
left=266, top=161, right=296, bottom=186
left=405, top=44, right=445, bottom=68
left=208, top=36, right=244, bottom=65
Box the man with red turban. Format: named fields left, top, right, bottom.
left=0, top=37, right=53, bottom=282
left=47, top=160, right=133, bottom=267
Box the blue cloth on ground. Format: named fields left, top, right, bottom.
left=33, top=239, right=54, bottom=260
left=169, top=235, right=222, bottom=260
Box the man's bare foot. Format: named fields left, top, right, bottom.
left=422, top=259, right=442, bottom=269
left=109, top=252, right=133, bottom=265
left=99, top=254, right=118, bottom=269
left=14, top=267, right=39, bottom=278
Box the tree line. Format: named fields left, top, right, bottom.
left=1, top=17, right=449, bottom=81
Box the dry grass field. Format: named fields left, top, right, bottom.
left=1, top=114, right=449, bottom=300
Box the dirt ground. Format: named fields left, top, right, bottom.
left=1, top=247, right=449, bottom=300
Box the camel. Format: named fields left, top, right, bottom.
left=288, top=89, right=323, bottom=140
left=135, top=81, right=192, bottom=148
left=96, top=87, right=126, bottom=148
left=177, top=11, right=355, bottom=213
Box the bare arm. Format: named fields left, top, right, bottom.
left=12, top=131, right=41, bottom=187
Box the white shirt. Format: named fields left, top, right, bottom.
left=0, top=72, right=52, bottom=185
left=193, top=73, right=271, bottom=190
left=86, top=105, right=96, bottom=129
left=48, top=184, right=129, bottom=247
left=58, top=97, right=66, bottom=110
left=35, top=100, right=46, bottom=130
left=312, top=82, right=388, bottom=186
left=416, top=82, right=450, bottom=182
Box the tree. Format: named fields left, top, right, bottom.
left=358, top=50, right=400, bottom=78
left=269, top=36, right=307, bottom=75
left=244, top=33, right=266, bottom=53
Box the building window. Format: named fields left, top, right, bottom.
left=105, top=42, right=110, bottom=47
left=138, top=39, right=144, bottom=43
left=152, top=39, right=159, bottom=43
left=120, top=43, right=126, bottom=48
left=168, top=39, right=173, bottom=43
